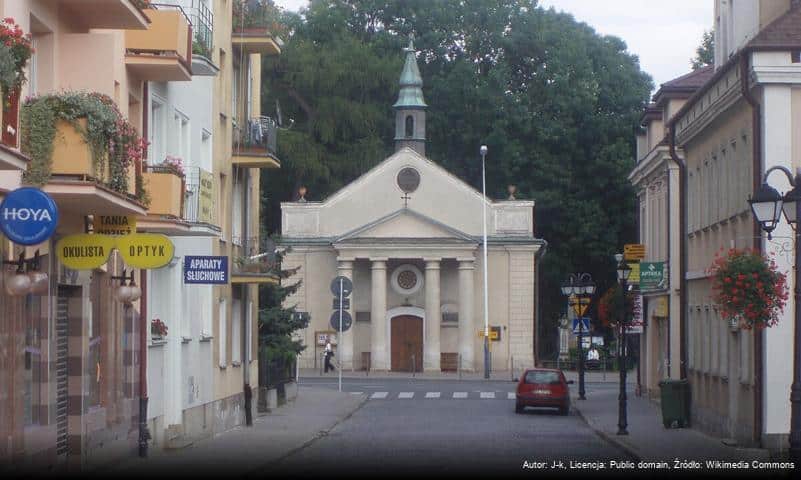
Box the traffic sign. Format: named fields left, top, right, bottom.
left=569, top=295, right=591, bottom=317
left=624, top=243, right=646, bottom=261
left=332, top=297, right=351, bottom=310
left=572, top=317, right=590, bottom=335
left=330, top=310, right=352, bottom=332
left=330, top=276, right=353, bottom=297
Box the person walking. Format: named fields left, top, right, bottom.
left=324, top=339, right=336, bottom=373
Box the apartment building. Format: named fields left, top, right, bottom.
left=629, top=66, right=712, bottom=399
left=0, top=0, right=282, bottom=469
left=668, top=0, right=801, bottom=451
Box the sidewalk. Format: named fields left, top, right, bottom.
left=571, top=385, right=771, bottom=463
left=111, top=386, right=367, bottom=475
left=299, top=367, right=622, bottom=383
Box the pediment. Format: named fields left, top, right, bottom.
left=336, top=208, right=475, bottom=242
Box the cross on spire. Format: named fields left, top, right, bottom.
left=401, top=192, right=412, bottom=208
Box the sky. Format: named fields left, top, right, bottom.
left=271, top=0, right=714, bottom=92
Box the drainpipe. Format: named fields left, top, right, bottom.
left=139, top=269, right=150, bottom=456
left=665, top=161, right=672, bottom=377
left=740, top=51, right=764, bottom=447
left=534, top=240, right=548, bottom=367
left=242, top=167, right=253, bottom=426
left=667, top=128, right=687, bottom=382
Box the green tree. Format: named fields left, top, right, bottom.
left=261, top=0, right=652, bottom=360
left=258, top=243, right=309, bottom=364
left=691, top=29, right=714, bottom=70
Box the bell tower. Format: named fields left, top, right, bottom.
left=393, top=35, right=427, bottom=156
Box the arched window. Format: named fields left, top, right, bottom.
left=405, top=115, right=414, bottom=138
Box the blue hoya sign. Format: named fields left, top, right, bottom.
left=0, top=187, right=58, bottom=246
left=184, top=256, right=228, bottom=284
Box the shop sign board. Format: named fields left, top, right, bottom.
left=184, top=255, right=228, bottom=284
left=0, top=187, right=58, bottom=245
left=640, top=262, right=665, bottom=290
left=198, top=169, right=215, bottom=224
left=627, top=294, right=644, bottom=334
left=94, top=215, right=136, bottom=235
left=117, top=233, right=174, bottom=269
left=56, top=234, right=116, bottom=270
left=624, top=243, right=646, bottom=261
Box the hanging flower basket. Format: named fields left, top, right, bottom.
left=708, top=248, right=788, bottom=330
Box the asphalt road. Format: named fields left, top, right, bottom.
left=274, top=378, right=629, bottom=477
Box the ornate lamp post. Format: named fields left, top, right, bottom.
left=748, top=165, right=801, bottom=465
left=614, top=253, right=632, bottom=435
left=561, top=272, right=596, bottom=400
left=480, top=145, right=490, bottom=379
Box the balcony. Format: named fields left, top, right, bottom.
left=55, top=0, right=149, bottom=30
left=231, top=1, right=283, bottom=56
left=231, top=237, right=279, bottom=284
left=183, top=0, right=219, bottom=76
left=125, top=6, right=192, bottom=81
left=143, top=166, right=184, bottom=217
left=232, top=117, right=280, bottom=169
left=0, top=88, right=27, bottom=172
left=43, top=119, right=145, bottom=216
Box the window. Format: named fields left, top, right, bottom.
left=355, top=312, right=371, bottom=323
left=232, top=297, right=242, bottom=364
left=232, top=168, right=243, bottom=245
left=246, top=301, right=253, bottom=363
left=150, top=96, right=166, bottom=163
left=200, top=129, right=212, bottom=171
left=23, top=294, right=46, bottom=426
left=524, top=370, right=561, bottom=385
left=405, top=115, right=414, bottom=138
left=27, top=37, right=37, bottom=97
left=219, top=298, right=227, bottom=367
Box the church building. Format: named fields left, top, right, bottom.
left=280, top=40, right=545, bottom=372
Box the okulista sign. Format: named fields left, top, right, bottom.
left=56, top=233, right=174, bottom=270
left=0, top=188, right=58, bottom=245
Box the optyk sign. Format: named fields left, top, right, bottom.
left=0, top=188, right=58, bottom=245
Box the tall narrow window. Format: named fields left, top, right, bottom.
left=219, top=298, right=227, bottom=368
left=232, top=168, right=243, bottom=245
left=150, top=97, right=166, bottom=163
left=232, top=297, right=242, bottom=365
left=405, top=115, right=414, bottom=138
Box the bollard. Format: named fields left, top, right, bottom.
left=511, top=356, right=515, bottom=382
left=458, top=353, right=462, bottom=380
left=411, top=355, right=416, bottom=377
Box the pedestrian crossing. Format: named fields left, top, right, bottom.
left=356, top=391, right=517, bottom=400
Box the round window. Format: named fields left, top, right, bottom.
left=391, top=264, right=424, bottom=296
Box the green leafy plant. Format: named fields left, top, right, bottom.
left=709, top=248, right=788, bottom=329
left=232, top=0, right=288, bottom=37
left=192, top=38, right=212, bottom=58
left=258, top=242, right=306, bottom=365
left=131, top=0, right=152, bottom=10
left=20, top=91, right=148, bottom=203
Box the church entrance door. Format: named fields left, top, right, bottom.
left=391, top=315, right=423, bottom=372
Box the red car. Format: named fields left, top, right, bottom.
left=515, top=368, right=573, bottom=415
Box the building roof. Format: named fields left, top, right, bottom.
left=748, top=1, right=801, bottom=49
left=652, top=65, right=713, bottom=106
left=393, top=37, right=427, bottom=109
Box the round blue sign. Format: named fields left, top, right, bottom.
left=0, top=187, right=59, bottom=246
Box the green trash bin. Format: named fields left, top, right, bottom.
left=659, top=379, right=690, bottom=428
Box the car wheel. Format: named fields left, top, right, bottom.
left=515, top=403, right=524, bottom=414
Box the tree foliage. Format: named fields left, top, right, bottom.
left=261, top=0, right=653, bottom=359
left=691, top=29, right=714, bottom=70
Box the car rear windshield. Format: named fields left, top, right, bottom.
left=524, top=371, right=561, bottom=384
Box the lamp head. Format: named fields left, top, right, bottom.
left=480, top=145, right=488, bottom=156
left=749, top=182, right=783, bottom=236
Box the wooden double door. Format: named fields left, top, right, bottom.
left=391, top=315, right=423, bottom=372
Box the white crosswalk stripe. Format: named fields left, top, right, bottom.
left=370, top=391, right=388, bottom=399
left=480, top=392, right=495, bottom=399
left=507, top=392, right=516, bottom=400
left=398, top=392, right=414, bottom=399
left=351, top=392, right=363, bottom=395
left=362, top=391, right=517, bottom=400
left=453, top=392, right=468, bottom=399
left=425, top=392, right=440, bottom=398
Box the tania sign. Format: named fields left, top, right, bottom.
left=0, top=187, right=58, bottom=245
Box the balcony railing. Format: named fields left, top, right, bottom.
left=232, top=116, right=279, bottom=168
left=184, top=165, right=217, bottom=225
left=172, top=0, right=213, bottom=59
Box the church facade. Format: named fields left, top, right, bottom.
left=280, top=40, right=545, bottom=372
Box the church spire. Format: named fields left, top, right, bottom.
left=394, top=34, right=427, bottom=156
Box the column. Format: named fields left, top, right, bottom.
left=424, top=258, right=441, bottom=372
left=337, top=258, right=355, bottom=370
left=370, top=258, right=388, bottom=371
left=458, top=258, right=475, bottom=372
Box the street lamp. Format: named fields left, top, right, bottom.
left=480, top=145, right=490, bottom=380
left=748, top=165, right=801, bottom=465
left=561, top=272, right=595, bottom=400
left=614, top=253, right=631, bottom=436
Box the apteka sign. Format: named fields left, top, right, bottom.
left=184, top=256, right=228, bottom=284
left=0, top=188, right=58, bottom=245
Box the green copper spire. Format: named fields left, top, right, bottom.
left=393, top=35, right=427, bottom=109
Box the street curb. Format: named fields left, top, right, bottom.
left=572, top=400, right=641, bottom=462
left=243, top=393, right=370, bottom=476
